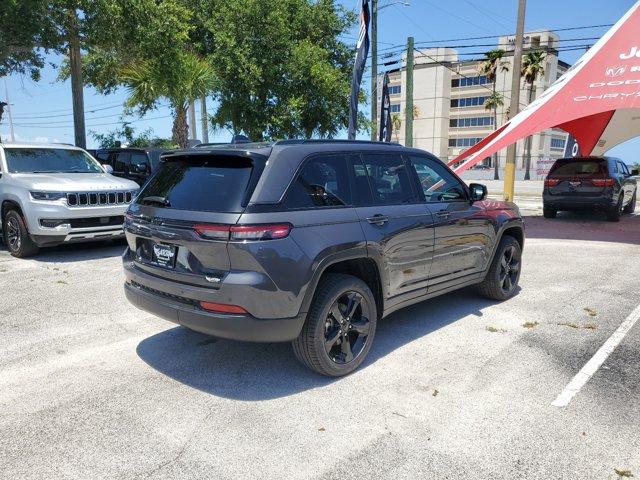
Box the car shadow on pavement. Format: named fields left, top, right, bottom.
left=523, top=212, right=640, bottom=245
left=0, top=238, right=128, bottom=262
left=136, top=288, right=497, bottom=401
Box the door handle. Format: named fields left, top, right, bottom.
left=366, top=214, right=389, bottom=226
left=435, top=211, right=452, bottom=218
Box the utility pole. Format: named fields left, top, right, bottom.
left=4, top=79, right=15, bottom=142
left=405, top=36, right=414, bottom=147
left=370, top=0, right=378, bottom=141
left=68, top=9, right=86, bottom=149
left=503, top=0, right=526, bottom=201
left=189, top=99, right=197, bottom=141
left=200, top=97, right=209, bottom=143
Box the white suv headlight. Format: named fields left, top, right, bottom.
left=30, top=191, right=66, bottom=201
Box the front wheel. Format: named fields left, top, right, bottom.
left=477, top=235, right=522, bottom=301
left=623, top=191, right=636, bottom=214
left=292, top=274, right=377, bottom=377
left=2, top=210, right=39, bottom=258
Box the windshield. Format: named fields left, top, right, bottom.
left=4, top=148, right=104, bottom=174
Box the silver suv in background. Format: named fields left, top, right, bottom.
left=0, top=143, right=139, bottom=257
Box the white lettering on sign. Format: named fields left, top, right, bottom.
left=620, top=46, right=640, bottom=59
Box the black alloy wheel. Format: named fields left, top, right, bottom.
left=323, top=291, right=371, bottom=364
left=477, top=235, right=522, bottom=301
left=499, top=245, right=520, bottom=296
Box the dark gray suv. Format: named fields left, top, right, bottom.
left=123, top=140, right=524, bottom=376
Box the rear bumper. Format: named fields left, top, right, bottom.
left=543, top=193, right=616, bottom=210
left=124, top=281, right=306, bottom=343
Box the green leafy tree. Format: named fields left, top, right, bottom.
left=90, top=123, right=175, bottom=149
left=521, top=50, right=546, bottom=180
left=479, top=49, right=509, bottom=179
left=201, top=0, right=361, bottom=140
left=120, top=52, right=215, bottom=148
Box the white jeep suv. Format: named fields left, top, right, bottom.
left=0, top=143, right=139, bottom=257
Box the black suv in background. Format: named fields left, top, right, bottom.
left=543, top=156, right=638, bottom=221
left=122, top=140, right=525, bottom=376
left=94, top=148, right=174, bottom=185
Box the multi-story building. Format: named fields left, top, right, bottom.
left=380, top=30, right=571, bottom=177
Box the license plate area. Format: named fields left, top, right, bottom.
left=137, top=238, right=177, bottom=269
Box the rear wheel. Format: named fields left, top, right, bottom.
left=477, top=235, right=522, bottom=301
left=623, top=191, right=636, bottom=214
left=2, top=209, right=39, bottom=258
left=292, top=273, right=377, bottom=377
left=543, top=207, right=557, bottom=219
left=606, top=195, right=623, bottom=222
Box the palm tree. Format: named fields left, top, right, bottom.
left=391, top=113, right=402, bottom=142
left=120, top=52, right=216, bottom=148
left=478, top=49, right=509, bottom=179
left=521, top=50, right=546, bottom=180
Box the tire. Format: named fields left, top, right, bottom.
left=623, top=191, right=636, bottom=214
left=477, top=235, right=522, bottom=301
left=543, top=207, right=557, bottom=219
left=2, top=209, right=39, bottom=258
left=292, top=273, right=377, bottom=377
left=606, top=195, right=623, bottom=222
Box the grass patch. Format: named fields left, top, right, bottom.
left=432, top=389, right=439, bottom=397
left=55, top=280, right=68, bottom=285
left=583, top=307, right=598, bottom=317
left=583, top=323, right=598, bottom=330
left=556, top=322, right=579, bottom=329
left=0, top=267, right=7, bottom=273
left=614, top=468, right=634, bottom=478
left=523, top=321, right=539, bottom=329
left=486, top=326, right=506, bottom=333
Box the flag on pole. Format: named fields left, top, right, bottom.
left=348, top=0, right=370, bottom=140
left=563, top=134, right=580, bottom=157
left=379, top=72, right=392, bottom=142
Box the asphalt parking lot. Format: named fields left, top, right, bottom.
left=1, top=203, right=639, bottom=479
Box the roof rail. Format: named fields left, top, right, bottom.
left=274, top=139, right=401, bottom=146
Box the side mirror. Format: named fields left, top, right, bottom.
left=469, top=183, right=487, bottom=202
left=632, top=168, right=639, bottom=176
left=102, top=164, right=114, bottom=174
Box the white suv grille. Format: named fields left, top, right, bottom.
left=67, top=191, right=134, bottom=207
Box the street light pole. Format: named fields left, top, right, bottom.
left=503, top=0, right=526, bottom=202
left=370, top=0, right=378, bottom=141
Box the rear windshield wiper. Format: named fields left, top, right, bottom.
left=140, top=195, right=171, bottom=207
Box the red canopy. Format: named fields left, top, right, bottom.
left=450, top=1, right=640, bottom=173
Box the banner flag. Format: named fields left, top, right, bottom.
left=379, top=72, right=392, bottom=142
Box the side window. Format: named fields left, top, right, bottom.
left=610, top=161, right=619, bottom=174
left=348, top=154, right=374, bottom=206
left=360, top=153, right=417, bottom=205
left=130, top=153, right=150, bottom=172
left=112, top=153, right=129, bottom=173
left=284, top=155, right=352, bottom=209
left=409, top=155, right=468, bottom=202
left=95, top=152, right=110, bottom=164
left=618, top=162, right=630, bottom=175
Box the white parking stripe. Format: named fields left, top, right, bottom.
left=551, top=303, right=640, bottom=408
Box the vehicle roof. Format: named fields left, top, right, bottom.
left=556, top=156, right=618, bottom=161
left=0, top=142, right=84, bottom=150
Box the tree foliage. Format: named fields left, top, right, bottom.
left=90, top=123, right=175, bottom=149
left=200, top=0, right=359, bottom=140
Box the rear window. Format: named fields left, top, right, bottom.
left=136, top=156, right=263, bottom=213
left=549, top=159, right=607, bottom=176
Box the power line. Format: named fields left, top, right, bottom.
left=422, top=0, right=497, bottom=35
left=12, top=103, right=126, bottom=119
left=14, top=113, right=173, bottom=129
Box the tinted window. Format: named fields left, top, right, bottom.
left=549, top=159, right=606, bottom=176
left=409, top=156, right=467, bottom=202
left=136, top=156, right=260, bottom=213
left=95, top=152, right=110, bottom=163
left=285, top=155, right=351, bottom=209
left=4, top=148, right=103, bottom=174
left=112, top=153, right=129, bottom=173
left=130, top=153, right=149, bottom=168
left=361, top=153, right=417, bottom=205
left=618, top=162, right=630, bottom=175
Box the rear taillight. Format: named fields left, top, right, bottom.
left=590, top=178, right=615, bottom=187
left=200, top=301, right=248, bottom=314
left=193, top=223, right=292, bottom=241
left=544, top=178, right=560, bottom=187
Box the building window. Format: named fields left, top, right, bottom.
left=448, top=137, right=483, bottom=147
left=388, top=85, right=401, bottom=95
left=449, top=117, right=494, bottom=128
left=451, top=96, right=488, bottom=108
left=451, top=75, right=489, bottom=88
left=550, top=138, right=566, bottom=150
left=390, top=104, right=401, bottom=113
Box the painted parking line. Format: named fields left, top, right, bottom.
left=551, top=303, right=640, bottom=408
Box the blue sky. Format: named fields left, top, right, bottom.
left=1, top=0, right=638, bottom=159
